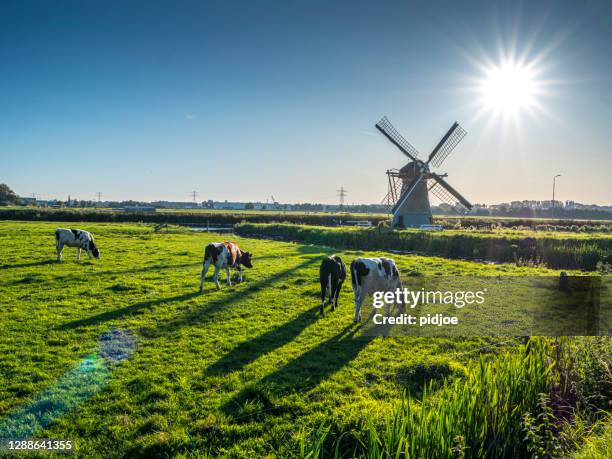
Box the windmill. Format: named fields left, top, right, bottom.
left=375, top=116, right=472, bottom=228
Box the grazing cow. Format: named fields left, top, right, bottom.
left=319, top=255, right=346, bottom=316
left=55, top=228, right=100, bottom=262
left=199, top=241, right=253, bottom=291
left=350, top=257, right=401, bottom=322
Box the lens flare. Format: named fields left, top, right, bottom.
left=481, top=62, right=536, bottom=114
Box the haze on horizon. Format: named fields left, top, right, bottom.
left=1, top=1, right=611, bottom=206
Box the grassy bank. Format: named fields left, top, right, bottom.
left=234, top=223, right=612, bottom=271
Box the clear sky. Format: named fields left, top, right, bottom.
left=1, top=0, right=611, bottom=205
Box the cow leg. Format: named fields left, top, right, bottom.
left=352, top=281, right=364, bottom=322
left=354, top=292, right=364, bottom=322
left=199, top=259, right=212, bottom=292
left=56, top=242, right=63, bottom=262
left=76, top=247, right=81, bottom=261
left=226, top=267, right=232, bottom=286
left=237, top=265, right=243, bottom=283
left=333, top=280, right=344, bottom=311
left=212, top=265, right=221, bottom=289
left=320, top=278, right=327, bottom=316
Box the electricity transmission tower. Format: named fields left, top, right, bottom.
left=96, top=192, right=103, bottom=203
left=189, top=191, right=199, bottom=203
left=337, top=186, right=347, bottom=208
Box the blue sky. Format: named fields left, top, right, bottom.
left=1, top=0, right=611, bottom=204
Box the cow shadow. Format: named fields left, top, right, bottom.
left=221, top=323, right=374, bottom=422
left=59, top=256, right=320, bottom=334
left=150, top=256, right=321, bottom=337
left=203, top=306, right=320, bottom=377
left=54, top=254, right=281, bottom=283
left=58, top=291, right=202, bottom=330
left=55, top=262, right=201, bottom=281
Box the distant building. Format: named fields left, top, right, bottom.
left=18, top=196, right=37, bottom=206
left=213, top=201, right=246, bottom=210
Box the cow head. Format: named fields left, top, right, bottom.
left=87, top=240, right=100, bottom=260
left=240, top=251, right=253, bottom=268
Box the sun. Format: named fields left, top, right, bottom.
left=480, top=61, right=536, bottom=114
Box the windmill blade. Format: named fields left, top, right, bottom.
left=427, top=122, right=467, bottom=168
left=429, top=172, right=472, bottom=212
left=391, top=172, right=425, bottom=215
left=375, top=116, right=420, bottom=162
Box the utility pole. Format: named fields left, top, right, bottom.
left=552, top=174, right=561, bottom=219
left=337, top=186, right=347, bottom=209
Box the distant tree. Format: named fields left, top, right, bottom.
left=0, top=183, right=18, bottom=205
left=245, top=202, right=255, bottom=210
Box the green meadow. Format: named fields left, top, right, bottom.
left=0, top=221, right=609, bottom=457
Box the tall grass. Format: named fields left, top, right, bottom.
left=299, top=339, right=556, bottom=458
left=235, top=223, right=611, bottom=270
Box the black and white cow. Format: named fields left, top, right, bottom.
left=55, top=228, right=100, bottom=262
left=350, top=257, right=401, bottom=322
left=319, top=255, right=346, bottom=316
left=199, top=241, right=253, bottom=291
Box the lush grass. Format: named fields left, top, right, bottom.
left=0, top=222, right=606, bottom=457
left=300, top=337, right=612, bottom=458
left=571, top=415, right=612, bottom=459
left=300, top=338, right=555, bottom=457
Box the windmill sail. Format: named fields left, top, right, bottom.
left=427, top=122, right=467, bottom=168
left=429, top=172, right=472, bottom=212
left=375, top=117, right=421, bottom=162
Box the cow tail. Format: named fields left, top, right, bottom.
left=350, top=261, right=359, bottom=287
left=204, top=244, right=215, bottom=264
left=328, top=273, right=333, bottom=304
left=55, top=230, right=60, bottom=246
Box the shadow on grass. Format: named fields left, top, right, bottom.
left=58, top=291, right=202, bottom=330
left=203, top=305, right=321, bottom=377
left=54, top=262, right=201, bottom=281
left=52, top=254, right=283, bottom=283
left=0, top=259, right=56, bottom=269
left=221, top=323, right=374, bottom=421
left=59, top=256, right=321, bottom=333
left=149, top=256, right=321, bottom=337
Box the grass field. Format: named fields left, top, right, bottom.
left=0, top=222, right=608, bottom=457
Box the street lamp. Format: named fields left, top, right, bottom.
left=552, top=174, right=561, bottom=219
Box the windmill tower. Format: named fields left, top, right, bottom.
left=375, top=117, right=472, bottom=228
